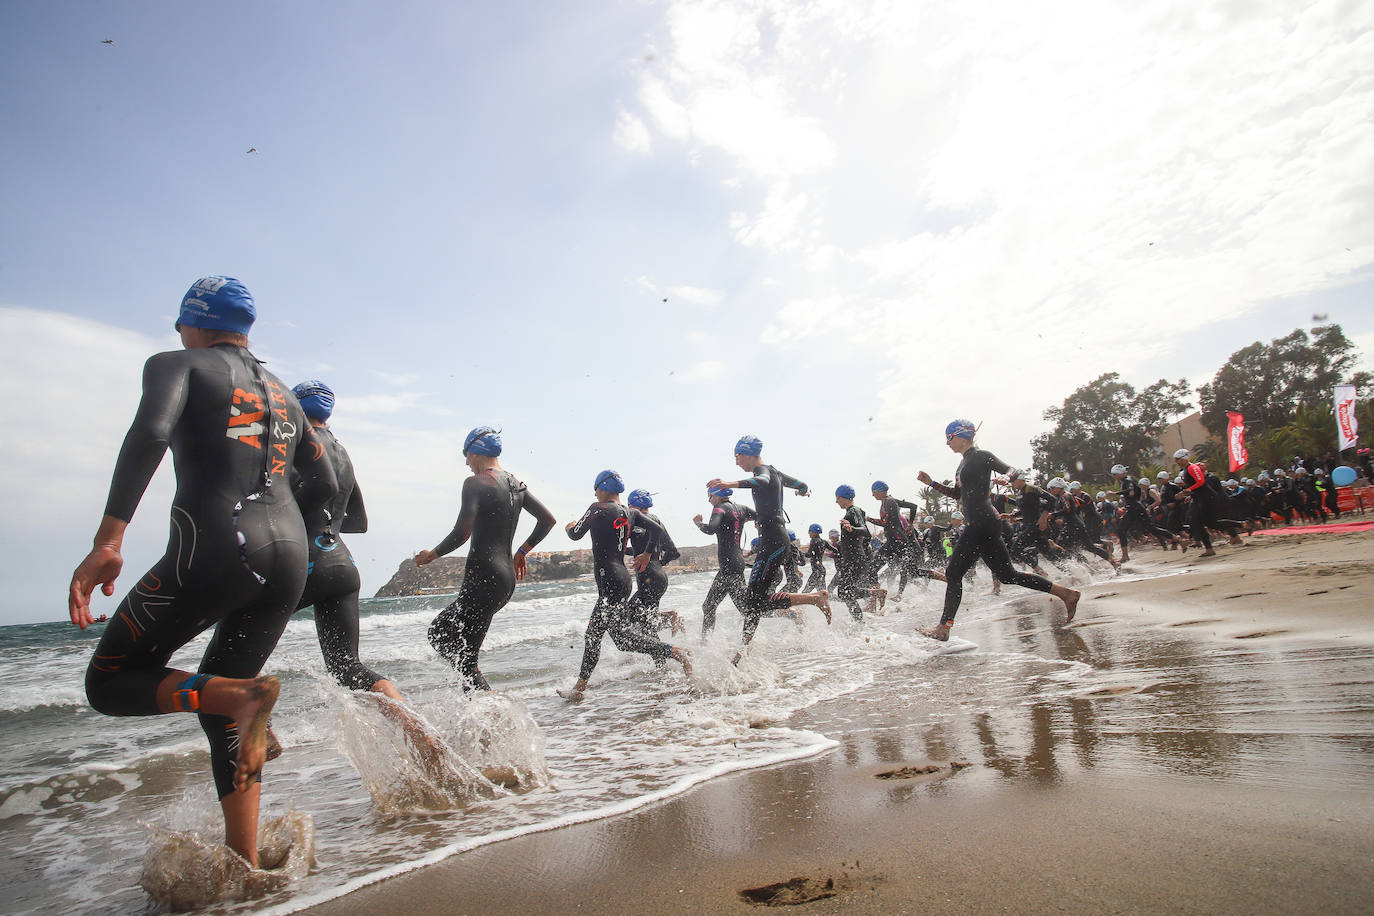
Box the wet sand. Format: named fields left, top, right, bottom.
left=302, top=528, right=1374, bottom=915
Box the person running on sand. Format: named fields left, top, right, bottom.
left=68, top=277, right=338, bottom=867
left=915, top=420, right=1080, bottom=642
left=418, top=427, right=556, bottom=690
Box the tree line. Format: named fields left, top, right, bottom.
left=1031, top=322, right=1371, bottom=479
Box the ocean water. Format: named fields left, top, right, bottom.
left=2, top=565, right=1126, bottom=914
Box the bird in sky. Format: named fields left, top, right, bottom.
left=101, top=39, right=114, bottom=45
left=246, top=148, right=258, bottom=154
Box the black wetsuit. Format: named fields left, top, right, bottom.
left=570, top=502, right=675, bottom=680
left=85, top=344, right=337, bottom=799
left=1011, top=485, right=1057, bottom=567
left=293, top=425, right=382, bottom=692
left=927, top=449, right=1053, bottom=626
left=696, top=500, right=754, bottom=636
left=627, top=511, right=680, bottom=628
left=1117, top=477, right=1173, bottom=548
left=735, top=465, right=809, bottom=640
left=834, top=505, right=875, bottom=621
left=784, top=541, right=806, bottom=592
left=803, top=535, right=837, bottom=591
left=427, top=470, right=556, bottom=689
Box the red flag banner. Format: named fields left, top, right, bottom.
left=1334, top=385, right=1358, bottom=451
left=1226, top=411, right=1247, bottom=472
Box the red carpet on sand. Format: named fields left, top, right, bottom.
left=1250, top=519, right=1374, bottom=537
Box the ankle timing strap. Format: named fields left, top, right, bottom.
left=174, top=673, right=213, bottom=712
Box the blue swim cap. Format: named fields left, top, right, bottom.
left=177, top=276, right=256, bottom=335
left=751, top=537, right=759, bottom=548
left=808, top=523, right=822, bottom=535
left=594, top=469, right=625, bottom=494
left=707, top=486, right=733, bottom=499
left=945, top=418, right=976, bottom=440
left=463, top=426, right=503, bottom=457
left=788, top=530, right=797, bottom=541
left=628, top=488, right=653, bottom=509
left=292, top=380, right=334, bottom=421
left=872, top=480, right=889, bottom=493
left=734, top=434, right=763, bottom=456
left=835, top=484, right=856, bottom=499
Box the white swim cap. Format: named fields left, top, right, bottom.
left=1173, top=448, right=1190, bottom=460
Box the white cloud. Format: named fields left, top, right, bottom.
left=613, top=107, right=652, bottom=153
left=674, top=358, right=727, bottom=382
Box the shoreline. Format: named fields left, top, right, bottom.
left=296, top=528, right=1374, bottom=915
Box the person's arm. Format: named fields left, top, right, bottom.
left=341, top=480, right=368, bottom=534
left=293, top=423, right=340, bottom=535
left=775, top=467, right=810, bottom=496
left=417, top=476, right=480, bottom=565
left=514, top=489, right=557, bottom=581
left=917, top=469, right=960, bottom=500
left=566, top=504, right=595, bottom=540
left=71, top=353, right=192, bottom=628
left=697, top=507, right=725, bottom=535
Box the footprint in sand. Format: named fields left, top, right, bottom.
left=1064, top=618, right=1115, bottom=628
left=1166, top=619, right=1225, bottom=627
left=1233, top=630, right=1290, bottom=639
left=739, top=876, right=840, bottom=906
left=1091, top=592, right=1119, bottom=600
left=1223, top=592, right=1267, bottom=599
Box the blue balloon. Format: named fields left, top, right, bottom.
left=1331, top=466, right=1357, bottom=487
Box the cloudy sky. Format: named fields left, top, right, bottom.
left=3, top=1, right=1371, bottom=625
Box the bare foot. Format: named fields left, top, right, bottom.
left=232, top=677, right=280, bottom=792
left=876, top=588, right=887, bottom=610
left=816, top=590, right=832, bottom=624
left=265, top=725, right=283, bottom=762
left=917, top=623, right=951, bottom=642
left=672, top=646, right=693, bottom=677
left=556, top=687, right=585, bottom=702
left=1063, top=588, right=1081, bottom=623
left=730, top=651, right=742, bottom=667
left=1199, top=549, right=1217, bottom=557
left=928, top=570, right=947, bottom=583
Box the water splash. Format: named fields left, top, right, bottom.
left=427, top=692, right=551, bottom=791
left=139, top=807, right=314, bottom=910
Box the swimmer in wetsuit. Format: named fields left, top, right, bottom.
left=1111, top=465, right=1176, bottom=560
left=1172, top=449, right=1244, bottom=556
left=694, top=486, right=754, bottom=637
left=784, top=530, right=806, bottom=592
left=866, top=481, right=930, bottom=600
left=834, top=486, right=911, bottom=620
left=560, top=471, right=691, bottom=700
left=915, top=420, right=1080, bottom=641
left=68, top=277, right=338, bottom=866
left=289, top=381, right=402, bottom=701
left=416, top=427, right=556, bottom=690
left=707, top=435, right=831, bottom=655
left=625, top=489, right=684, bottom=637
left=803, top=523, right=838, bottom=592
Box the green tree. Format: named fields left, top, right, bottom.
left=1031, top=372, right=1191, bottom=479
left=1196, top=323, right=1369, bottom=437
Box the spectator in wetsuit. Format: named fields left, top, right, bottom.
left=803, top=523, right=838, bottom=592
left=916, top=420, right=1080, bottom=641
left=707, top=435, right=831, bottom=650
left=560, top=471, right=691, bottom=699
left=416, top=427, right=556, bottom=690
left=693, top=486, right=754, bottom=637
left=289, top=381, right=402, bottom=702
left=68, top=277, right=338, bottom=867
left=625, top=489, right=683, bottom=636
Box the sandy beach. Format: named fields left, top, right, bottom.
left=299, top=526, right=1374, bottom=916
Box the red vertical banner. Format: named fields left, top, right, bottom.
left=1226, top=411, right=1247, bottom=472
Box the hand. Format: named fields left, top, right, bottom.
left=706, top=478, right=730, bottom=490
left=414, top=548, right=437, bottom=567
left=632, top=552, right=651, bottom=573
left=514, top=551, right=527, bottom=581
left=917, top=471, right=932, bottom=485
left=796, top=484, right=810, bottom=497
left=69, top=545, right=123, bottom=629
left=693, top=514, right=703, bottom=525
left=841, top=520, right=853, bottom=532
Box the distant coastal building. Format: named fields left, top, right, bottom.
left=1153, top=411, right=1217, bottom=458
